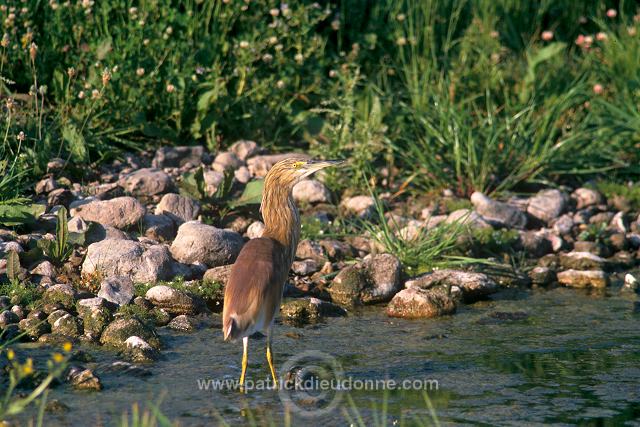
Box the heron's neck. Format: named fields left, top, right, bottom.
left=261, top=182, right=300, bottom=262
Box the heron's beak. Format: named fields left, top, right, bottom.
left=302, top=159, right=345, bottom=177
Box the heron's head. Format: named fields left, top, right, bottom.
left=266, top=157, right=344, bottom=188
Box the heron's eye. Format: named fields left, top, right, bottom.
left=293, top=161, right=305, bottom=169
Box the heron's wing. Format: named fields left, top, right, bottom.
left=222, top=237, right=287, bottom=339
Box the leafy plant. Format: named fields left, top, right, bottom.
left=5, top=250, right=21, bottom=282
left=37, top=207, right=80, bottom=265
left=0, top=202, right=45, bottom=227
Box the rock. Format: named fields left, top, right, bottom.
left=51, top=314, right=83, bottom=337
left=170, top=221, right=244, bottom=267
left=292, top=259, right=319, bottom=276
left=0, top=241, right=23, bottom=255
left=611, top=211, right=628, bottom=233
left=18, top=317, right=51, bottom=339
left=155, top=193, right=200, bottom=224
left=67, top=367, right=102, bottom=391
left=47, top=158, right=65, bottom=173
left=246, top=221, right=264, bottom=239
left=528, top=266, right=556, bottom=285
left=73, top=197, right=145, bottom=229
left=47, top=309, right=69, bottom=326
left=234, top=166, right=251, bottom=184
left=609, top=233, right=628, bottom=251
left=145, top=285, right=206, bottom=315
left=203, top=264, right=233, bottom=285
left=212, top=152, right=243, bottom=172
left=67, top=216, right=88, bottom=233
left=319, top=239, right=354, bottom=261
left=35, top=177, right=58, bottom=194
left=405, top=269, right=498, bottom=303
left=328, top=265, right=368, bottom=306
left=386, top=287, right=457, bottom=319
left=230, top=140, right=262, bottom=161
left=573, top=240, right=604, bottom=256
left=100, top=318, right=160, bottom=349
left=47, top=188, right=74, bottom=208
left=142, top=214, right=176, bottom=242
left=11, top=305, right=25, bottom=320
left=203, top=170, right=225, bottom=196
left=557, top=270, right=608, bottom=288
left=76, top=298, right=114, bottom=338
left=152, top=146, right=204, bottom=168
left=518, top=231, right=553, bottom=258
left=167, top=314, right=200, bottom=332
left=119, top=168, right=174, bottom=196
left=552, top=214, right=574, bottom=235
left=590, top=212, right=614, bottom=225
left=559, top=252, right=607, bottom=270
left=527, top=189, right=568, bottom=223
left=292, top=180, right=331, bottom=204
left=445, top=209, right=491, bottom=229
left=85, top=223, right=131, bottom=245
left=362, top=254, right=402, bottom=303
left=470, top=192, right=527, bottom=229
left=0, top=310, right=20, bottom=327
left=124, top=336, right=159, bottom=363
left=296, top=239, right=327, bottom=262
left=340, top=196, right=376, bottom=219
left=281, top=298, right=347, bottom=326
left=623, top=273, right=638, bottom=291
left=98, top=276, right=134, bottom=306
left=82, top=240, right=186, bottom=283
left=573, top=188, right=603, bottom=209
left=43, top=284, right=77, bottom=310
left=30, top=260, right=56, bottom=278
left=247, top=153, right=309, bottom=177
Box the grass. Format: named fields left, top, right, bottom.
left=0, top=0, right=638, bottom=204
left=0, top=279, right=42, bottom=309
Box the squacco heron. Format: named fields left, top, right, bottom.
left=222, top=158, right=342, bottom=389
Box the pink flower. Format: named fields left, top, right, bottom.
left=575, top=34, right=585, bottom=46
left=593, top=83, right=604, bottom=95
left=606, top=9, right=617, bottom=18
left=596, top=32, right=608, bottom=41
left=541, top=30, right=554, bottom=41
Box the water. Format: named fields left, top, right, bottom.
left=15, top=284, right=640, bottom=426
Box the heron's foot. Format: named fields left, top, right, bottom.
left=266, top=346, right=278, bottom=389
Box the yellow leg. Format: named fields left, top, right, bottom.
left=266, top=330, right=278, bottom=388
left=239, top=336, right=248, bottom=392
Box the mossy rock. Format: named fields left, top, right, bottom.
left=100, top=317, right=161, bottom=349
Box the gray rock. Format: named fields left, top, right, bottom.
left=281, top=298, right=347, bottom=326
left=30, top=260, right=56, bottom=278
left=142, top=214, right=176, bottom=242
left=18, top=317, right=51, bottom=339
left=234, top=166, right=251, bottom=184
left=557, top=270, right=608, bottom=288
left=51, top=314, right=83, bottom=337
left=573, top=188, right=603, bottom=209
left=35, top=177, right=58, bottom=194
left=589, top=212, right=614, bottom=225
left=85, top=223, right=131, bottom=245
left=124, top=336, right=159, bottom=363
left=43, top=284, right=77, bottom=310
left=145, top=285, right=206, bottom=315
left=292, top=259, right=319, bottom=276
left=230, top=140, right=262, bottom=161
left=445, top=209, right=491, bottom=229
left=67, top=216, right=88, bottom=233
left=527, top=189, right=568, bottom=223
left=470, top=192, right=527, bottom=229
left=170, top=221, right=244, bottom=267
left=340, top=195, right=376, bottom=219
left=0, top=310, right=20, bottom=327
left=212, top=152, right=243, bottom=171
left=611, top=211, right=628, bottom=233
left=559, top=252, right=607, bottom=270
left=82, top=240, right=187, bottom=283
left=528, top=266, right=556, bottom=285
left=100, top=318, right=160, bottom=349
left=47, top=188, right=74, bottom=208
left=152, top=146, right=204, bottom=168
left=72, top=197, right=145, bottom=229
left=0, top=241, right=23, bottom=255
left=246, top=221, right=264, bottom=239
left=203, top=264, right=233, bottom=285
left=98, top=276, right=134, bottom=306
left=405, top=269, right=498, bottom=303
left=328, top=255, right=402, bottom=306
left=519, top=231, right=553, bottom=258
left=76, top=297, right=113, bottom=338
left=167, top=314, right=200, bottom=332
left=292, top=180, right=331, bottom=204
left=203, top=170, right=225, bottom=196
left=47, top=309, right=69, bottom=326
left=119, top=168, right=174, bottom=196
left=67, top=367, right=102, bottom=391
left=155, top=193, right=200, bottom=223
left=362, top=253, right=402, bottom=303
left=386, top=287, right=457, bottom=319
left=295, top=239, right=327, bottom=262
left=552, top=214, right=574, bottom=235
left=247, top=153, right=309, bottom=177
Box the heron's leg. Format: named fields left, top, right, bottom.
left=239, top=336, right=248, bottom=391
left=266, top=327, right=278, bottom=388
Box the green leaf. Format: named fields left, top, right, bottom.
left=231, top=180, right=264, bottom=207
left=6, top=250, right=20, bottom=281
left=62, top=124, right=87, bottom=163
left=179, top=167, right=207, bottom=201
left=56, top=206, right=68, bottom=258
left=0, top=203, right=46, bottom=226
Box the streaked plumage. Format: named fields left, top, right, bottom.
left=222, top=158, right=342, bottom=389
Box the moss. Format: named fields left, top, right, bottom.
left=0, top=280, right=43, bottom=309
left=594, top=181, right=640, bottom=210
left=465, top=228, right=521, bottom=258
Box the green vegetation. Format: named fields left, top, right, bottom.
left=0, top=0, right=638, bottom=202
left=594, top=180, right=640, bottom=210
left=0, top=279, right=42, bottom=308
